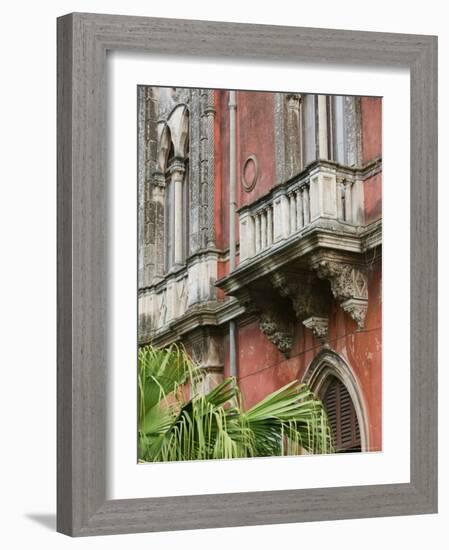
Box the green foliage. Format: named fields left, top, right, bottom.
left=138, top=344, right=334, bottom=462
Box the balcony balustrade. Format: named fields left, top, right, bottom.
left=239, top=163, right=364, bottom=263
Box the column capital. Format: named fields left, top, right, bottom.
left=168, top=157, right=186, bottom=177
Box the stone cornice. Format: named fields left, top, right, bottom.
left=360, top=219, right=382, bottom=251
left=216, top=221, right=381, bottom=297
left=139, top=247, right=227, bottom=296
left=141, top=298, right=245, bottom=347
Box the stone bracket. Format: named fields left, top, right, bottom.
left=302, top=316, right=329, bottom=345
left=341, top=298, right=368, bottom=331
left=259, top=309, right=294, bottom=357
left=237, top=286, right=295, bottom=357
left=270, top=271, right=330, bottom=345
left=311, top=256, right=368, bottom=329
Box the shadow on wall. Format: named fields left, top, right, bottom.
left=25, top=513, right=56, bottom=531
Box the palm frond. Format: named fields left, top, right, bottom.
left=138, top=344, right=334, bottom=462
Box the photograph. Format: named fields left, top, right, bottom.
left=137, top=86, right=382, bottom=462
left=0, top=0, right=440, bottom=543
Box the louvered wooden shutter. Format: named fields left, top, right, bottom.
left=323, top=376, right=361, bottom=453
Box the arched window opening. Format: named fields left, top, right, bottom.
left=302, top=349, right=369, bottom=453
left=322, top=375, right=361, bottom=453
left=163, top=107, right=190, bottom=272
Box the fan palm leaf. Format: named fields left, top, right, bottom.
left=138, top=344, right=334, bottom=462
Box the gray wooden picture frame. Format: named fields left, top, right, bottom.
left=57, top=12, right=438, bottom=537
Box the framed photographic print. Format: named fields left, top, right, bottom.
left=57, top=12, right=438, bottom=536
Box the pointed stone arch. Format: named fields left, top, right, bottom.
left=166, top=104, right=190, bottom=158
left=302, top=348, right=370, bottom=452
left=177, top=106, right=190, bottom=158
left=157, top=122, right=172, bottom=174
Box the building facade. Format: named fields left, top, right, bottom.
left=138, top=86, right=382, bottom=453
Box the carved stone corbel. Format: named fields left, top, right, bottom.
left=302, top=316, right=329, bottom=345
left=232, top=284, right=295, bottom=357
left=270, top=271, right=330, bottom=345
left=259, top=310, right=294, bottom=357
left=311, top=258, right=368, bottom=329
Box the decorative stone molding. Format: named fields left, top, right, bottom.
left=187, top=328, right=223, bottom=370
left=189, top=88, right=216, bottom=252
left=311, top=258, right=368, bottom=329
left=241, top=154, right=259, bottom=192
left=302, top=316, right=329, bottom=345
left=274, top=93, right=287, bottom=184
left=152, top=171, right=166, bottom=189
left=259, top=311, right=294, bottom=356
left=301, top=348, right=370, bottom=452
left=168, top=157, right=186, bottom=176
left=185, top=327, right=224, bottom=395
left=285, top=94, right=302, bottom=177
left=341, top=298, right=368, bottom=330
left=270, top=271, right=329, bottom=345
left=138, top=86, right=165, bottom=287
left=270, top=272, right=327, bottom=320
left=237, top=284, right=295, bottom=356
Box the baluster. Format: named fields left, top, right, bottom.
left=255, top=213, right=261, bottom=253
left=296, top=189, right=304, bottom=229
left=303, top=185, right=310, bottom=225
left=261, top=210, right=267, bottom=250
left=289, top=193, right=297, bottom=234
left=280, top=194, right=290, bottom=238
left=248, top=214, right=256, bottom=257
left=267, top=207, right=273, bottom=246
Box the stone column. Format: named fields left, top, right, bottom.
left=286, top=93, right=302, bottom=177
left=169, top=159, right=186, bottom=266
left=204, top=90, right=216, bottom=248
left=317, top=95, right=329, bottom=160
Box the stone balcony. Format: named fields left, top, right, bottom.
left=217, top=160, right=381, bottom=355
left=239, top=160, right=366, bottom=263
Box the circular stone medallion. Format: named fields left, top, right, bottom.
left=241, top=154, right=259, bottom=192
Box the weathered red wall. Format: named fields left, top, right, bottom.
left=364, top=173, right=382, bottom=224
left=232, top=263, right=382, bottom=452
left=361, top=97, right=382, bottom=163
left=215, top=90, right=277, bottom=262
left=216, top=91, right=382, bottom=452
left=236, top=91, right=276, bottom=206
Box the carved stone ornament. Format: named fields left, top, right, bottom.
left=270, top=271, right=328, bottom=331
left=312, top=259, right=368, bottom=329
left=186, top=328, right=224, bottom=395
left=302, top=316, right=329, bottom=345
left=341, top=298, right=368, bottom=331
left=259, top=312, right=293, bottom=356
left=241, top=154, right=259, bottom=192
left=187, top=328, right=223, bottom=370
left=152, top=171, right=166, bottom=188
left=237, top=284, right=295, bottom=357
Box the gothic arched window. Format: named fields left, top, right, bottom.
left=302, top=349, right=369, bottom=453
left=163, top=106, right=190, bottom=272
